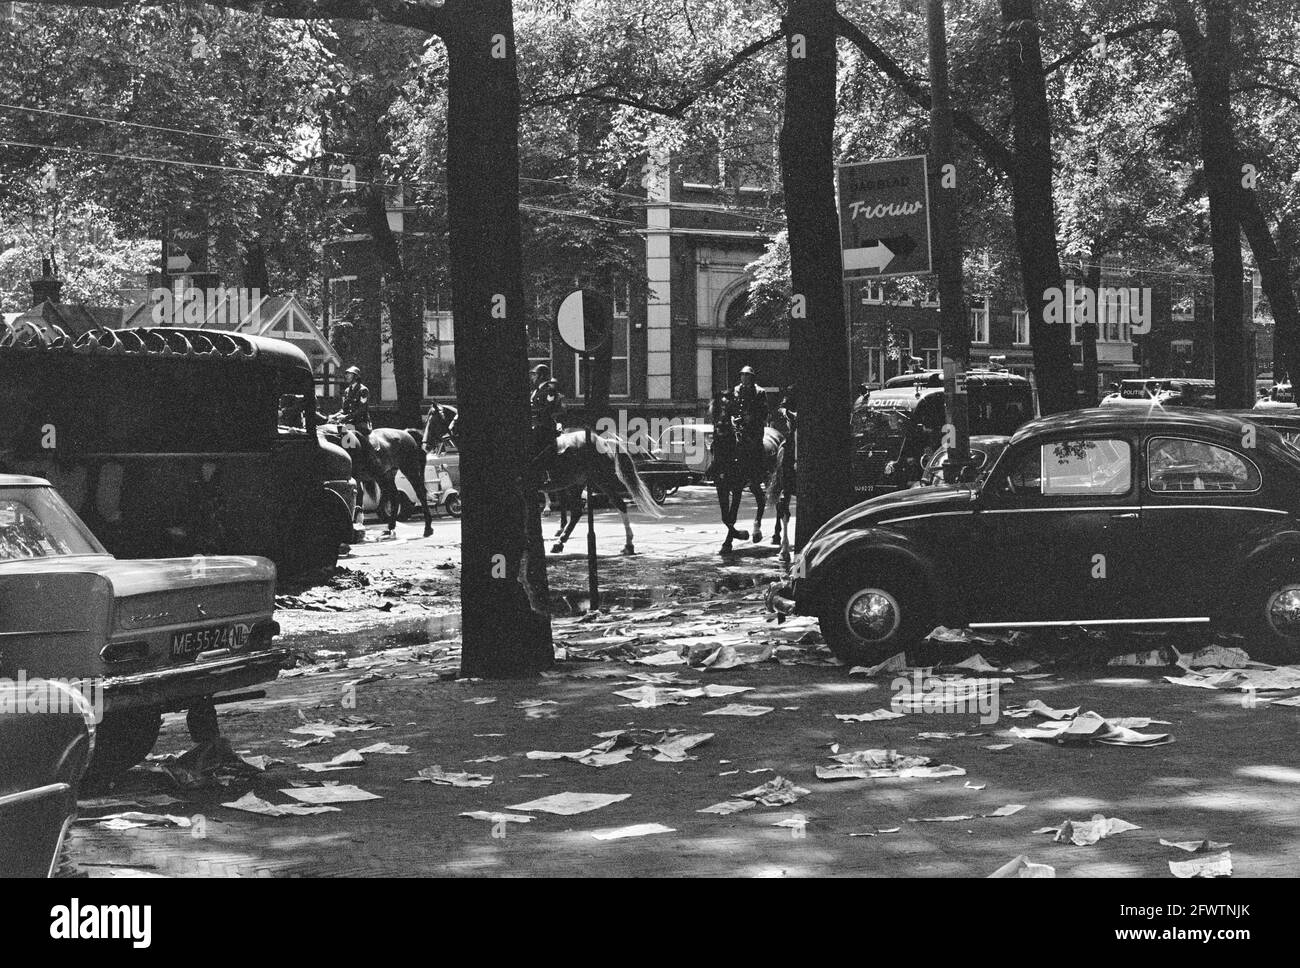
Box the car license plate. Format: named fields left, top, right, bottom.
left=170, top=623, right=251, bottom=659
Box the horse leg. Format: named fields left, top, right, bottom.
left=406, top=455, right=434, bottom=537
left=776, top=492, right=791, bottom=563
left=552, top=490, right=582, bottom=553
left=598, top=485, right=636, bottom=556
left=749, top=474, right=766, bottom=544
left=378, top=475, right=399, bottom=536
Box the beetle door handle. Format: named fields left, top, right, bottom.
left=1110, top=512, right=1139, bottom=519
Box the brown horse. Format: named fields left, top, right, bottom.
left=710, top=393, right=782, bottom=554
left=531, top=431, right=663, bottom=555
left=339, top=424, right=433, bottom=538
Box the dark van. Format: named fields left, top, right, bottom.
left=0, top=326, right=354, bottom=576
left=851, top=369, right=1035, bottom=495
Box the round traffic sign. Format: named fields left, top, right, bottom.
left=555, top=289, right=611, bottom=355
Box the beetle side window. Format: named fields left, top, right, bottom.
left=1147, top=437, right=1261, bottom=492
left=1042, top=439, right=1131, bottom=495
left=994, top=438, right=1130, bottom=496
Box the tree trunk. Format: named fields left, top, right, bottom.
left=444, top=3, right=552, bottom=677
left=1081, top=257, right=1101, bottom=406
left=1173, top=0, right=1249, bottom=408
left=366, top=185, right=425, bottom=428
left=999, top=0, right=1075, bottom=414
left=781, top=0, right=852, bottom=548
left=1239, top=172, right=1300, bottom=384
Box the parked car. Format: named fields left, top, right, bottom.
left=1, top=679, right=94, bottom=877
left=769, top=408, right=1300, bottom=665
left=601, top=436, right=695, bottom=505
left=656, top=423, right=714, bottom=483
left=0, top=475, right=284, bottom=783
left=1099, top=378, right=1217, bottom=408
left=1254, top=383, right=1298, bottom=411
left=851, top=369, right=1035, bottom=496
left=917, top=435, right=1010, bottom=486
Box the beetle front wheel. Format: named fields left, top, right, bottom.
left=818, top=570, right=932, bottom=667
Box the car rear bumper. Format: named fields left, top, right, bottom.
left=103, top=635, right=287, bottom=714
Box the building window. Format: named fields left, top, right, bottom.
left=328, top=276, right=358, bottom=322
left=861, top=282, right=885, bottom=305
left=424, top=311, right=456, bottom=397
left=612, top=278, right=630, bottom=316
left=1012, top=309, right=1030, bottom=346
left=1100, top=287, right=1128, bottom=342
left=917, top=330, right=942, bottom=369
left=574, top=315, right=630, bottom=398
left=921, top=289, right=941, bottom=308
left=1171, top=280, right=1196, bottom=321
left=970, top=297, right=990, bottom=345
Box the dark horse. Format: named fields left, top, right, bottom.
left=710, top=392, right=782, bottom=555
left=337, top=423, right=434, bottom=539
left=531, top=431, right=663, bottom=555
left=422, top=403, right=458, bottom=452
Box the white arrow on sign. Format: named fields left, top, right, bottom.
left=843, top=241, right=895, bottom=273
left=167, top=252, right=193, bottom=272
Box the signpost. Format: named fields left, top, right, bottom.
left=837, top=154, right=932, bottom=280
left=555, top=289, right=611, bottom=612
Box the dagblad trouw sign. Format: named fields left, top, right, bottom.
left=837, top=154, right=932, bottom=280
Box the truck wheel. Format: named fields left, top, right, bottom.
left=83, top=707, right=162, bottom=789
left=444, top=493, right=462, bottom=518
left=817, top=567, right=932, bottom=666
left=286, top=490, right=351, bottom=577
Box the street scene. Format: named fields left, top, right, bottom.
left=0, top=0, right=1295, bottom=928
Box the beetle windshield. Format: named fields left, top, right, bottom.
left=0, top=486, right=108, bottom=560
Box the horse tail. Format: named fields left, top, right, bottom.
left=766, top=440, right=785, bottom=503
left=612, top=447, right=664, bottom=518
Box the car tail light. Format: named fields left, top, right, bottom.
left=100, top=640, right=149, bottom=664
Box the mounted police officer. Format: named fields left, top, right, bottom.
left=526, top=364, right=566, bottom=490
left=331, top=365, right=380, bottom=484
left=731, top=364, right=768, bottom=435
left=334, top=365, right=372, bottom=435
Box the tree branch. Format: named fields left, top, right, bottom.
left=38, top=0, right=444, bottom=36
left=1232, top=81, right=1300, bottom=109
left=833, top=11, right=1014, bottom=174
left=1041, top=18, right=1174, bottom=76
left=524, top=29, right=783, bottom=119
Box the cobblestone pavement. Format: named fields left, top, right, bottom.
left=65, top=487, right=1300, bottom=877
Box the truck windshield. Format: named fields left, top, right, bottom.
left=0, top=487, right=108, bottom=560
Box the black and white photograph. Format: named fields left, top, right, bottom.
left=0, top=0, right=1291, bottom=937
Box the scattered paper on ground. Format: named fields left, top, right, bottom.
left=737, top=776, right=810, bottom=806
left=459, top=811, right=533, bottom=824
left=222, top=792, right=341, bottom=816
left=406, top=765, right=494, bottom=787
left=298, top=749, right=365, bottom=773
left=848, top=653, right=907, bottom=676
left=698, top=799, right=756, bottom=815
left=835, top=709, right=905, bottom=722
left=1041, top=814, right=1141, bottom=846
left=591, top=823, right=675, bottom=840
left=988, top=855, right=1055, bottom=878
left=507, top=792, right=630, bottom=815
left=279, top=784, right=382, bottom=804
left=704, top=703, right=774, bottom=717
left=817, top=748, right=965, bottom=780
left=1160, top=838, right=1232, bottom=853
left=1169, top=851, right=1232, bottom=878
